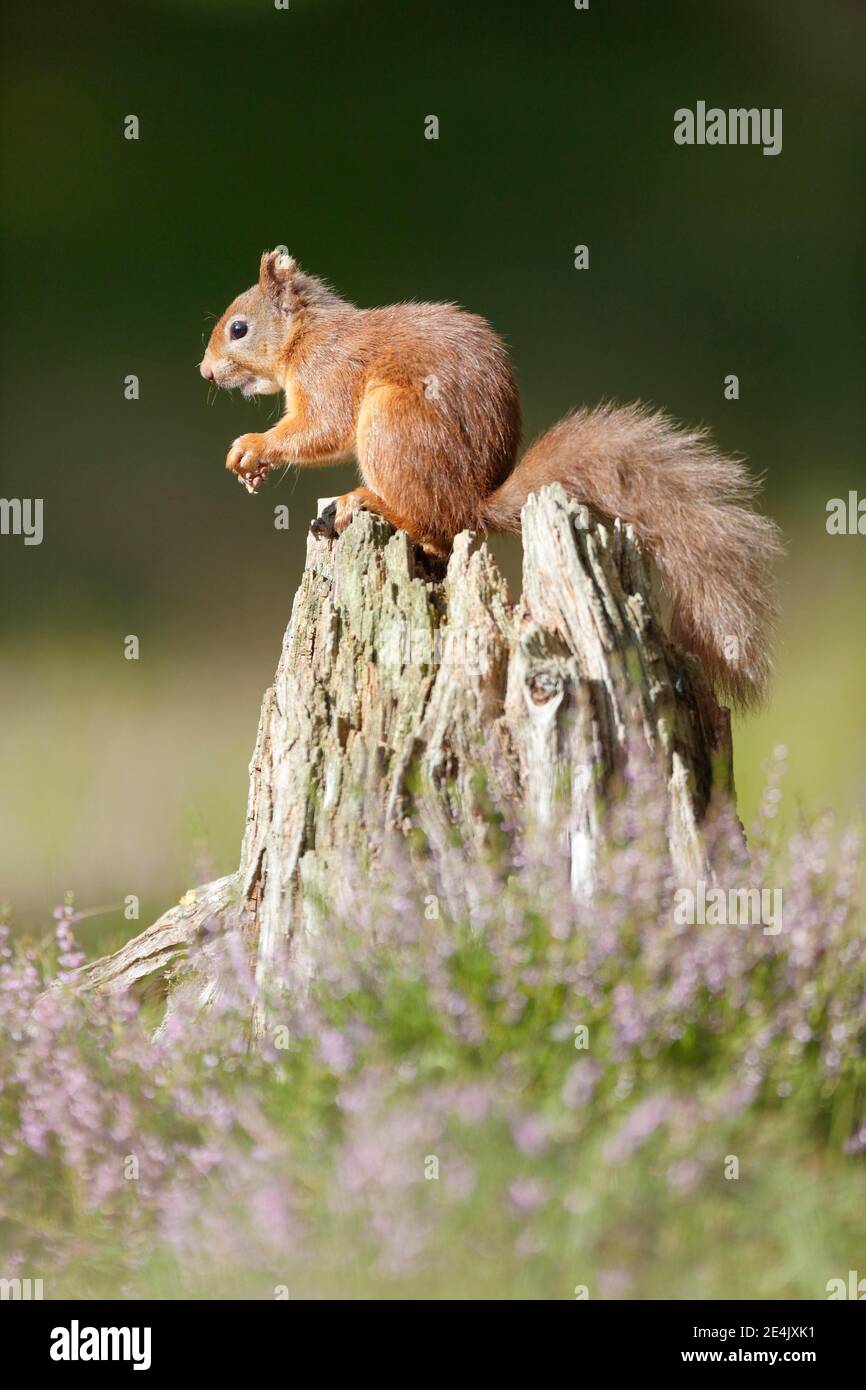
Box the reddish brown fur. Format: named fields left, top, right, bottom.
left=200, top=251, right=782, bottom=708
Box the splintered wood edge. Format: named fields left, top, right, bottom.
left=60, top=873, right=240, bottom=997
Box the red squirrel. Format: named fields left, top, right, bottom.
left=199, top=250, right=782, bottom=707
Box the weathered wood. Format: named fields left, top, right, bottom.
left=74, top=874, right=240, bottom=995
left=76, top=485, right=734, bottom=1000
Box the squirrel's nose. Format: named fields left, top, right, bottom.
left=200, top=362, right=215, bottom=381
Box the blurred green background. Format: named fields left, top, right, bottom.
left=1, top=0, right=864, bottom=938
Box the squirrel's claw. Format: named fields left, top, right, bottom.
left=310, top=501, right=338, bottom=539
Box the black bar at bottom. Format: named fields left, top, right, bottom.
left=1, top=1297, right=862, bottom=1374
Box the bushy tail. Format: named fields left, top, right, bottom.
left=482, top=402, right=783, bottom=708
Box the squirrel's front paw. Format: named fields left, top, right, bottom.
left=226, top=434, right=270, bottom=494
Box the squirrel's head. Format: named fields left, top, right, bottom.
left=199, top=250, right=312, bottom=397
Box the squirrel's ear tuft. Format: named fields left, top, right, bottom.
left=259, top=249, right=298, bottom=309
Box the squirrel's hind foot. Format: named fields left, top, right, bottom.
left=310, top=501, right=339, bottom=539
left=310, top=493, right=450, bottom=566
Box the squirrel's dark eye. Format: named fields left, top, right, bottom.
left=229, top=319, right=248, bottom=341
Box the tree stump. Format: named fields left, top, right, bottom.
left=78, top=485, right=734, bottom=1001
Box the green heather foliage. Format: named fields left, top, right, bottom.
left=1, top=751, right=864, bottom=1300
